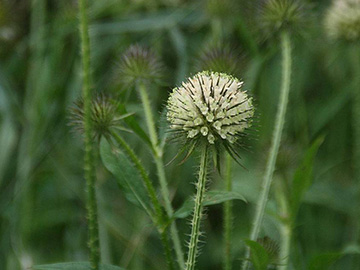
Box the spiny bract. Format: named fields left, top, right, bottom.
left=324, top=0, right=360, bottom=42
left=167, top=71, right=254, bottom=147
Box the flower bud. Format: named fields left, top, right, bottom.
left=69, top=94, right=130, bottom=140
left=118, top=44, right=163, bottom=88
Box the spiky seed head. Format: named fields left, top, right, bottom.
left=324, top=0, right=360, bottom=42
left=166, top=71, right=254, bottom=161
left=260, top=0, right=308, bottom=37
left=69, top=94, right=126, bottom=140
left=196, top=45, right=241, bottom=76
left=118, top=44, right=163, bottom=88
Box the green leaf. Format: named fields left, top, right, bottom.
left=173, top=190, right=247, bottom=219
left=32, top=262, right=125, bottom=270
left=118, top=104, right=152, bottom=147
left=244, top=240, right=269, bottom=270
left=308, top=253, right=342, bottom=270
left=290, top=136, right=324, bottom=220
left=100, top=138, right=154, bottom=217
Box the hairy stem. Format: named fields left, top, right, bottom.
left=186, top=145, right=209, bottom=270
left=223, top=154, right=233, bottom=270
left=243, top=31, right=291, bottom=270
left=110, top=130, right=174, bottom=270
left=275, top=181, right=291, bottom=270
left=78, top=0, right=100, bottom=269
left=138, top=82, right=185, bottom=268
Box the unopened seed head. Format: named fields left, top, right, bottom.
left=69, top=94, right=122, bottom=139
left=260, top=0, right=309, bottom=37
left=118, top=44, right=163, bottom=88
left=167, top=71, right=254, bottom=146
left=324, top=0, right=360, bottom=42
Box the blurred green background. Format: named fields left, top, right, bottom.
left=0, top=0, right=359, bottom=269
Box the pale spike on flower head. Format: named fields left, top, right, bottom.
left=324, top=0, right=360, bottom=42
left=166, top=71, right=254, bottom=163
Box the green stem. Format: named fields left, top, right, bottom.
left=351, top=45, right=360, bottom=268
left=79, top=0, right=100, bottom=269
left=243, top=31, right=291, bottom=270
left=275, top=181, right=291, bottom=270
left=223, top=154, right=233, bottom=270
left=186, top=145, right=209, bottom=270
left=137, top=81, right=185, bottom=268
left=110, top=130, right=175, bottom=270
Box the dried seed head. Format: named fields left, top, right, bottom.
left=324, top=0, right=360, bottom=42
left=196, top=45, right=242, bottom=76
left=167, top=71, right=254, bottom=160
left=118, top=44, right=163, bottom=88
left=69, top=94, right=128, bottom=140
left=260, top=0, right=309, bottom=37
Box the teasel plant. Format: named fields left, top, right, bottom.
left=118, top=44, right=185, bottom=269
left=69, top=94, right=175, bottom=270
left=77, top=0, right=100, bottom=268
left=167, top=71, right=255, bottom=270
left=196, top=45, right=244, bottom=270
left=242, top=1, right=310, bottom=269
left=324, top=0, right=360, bottom=266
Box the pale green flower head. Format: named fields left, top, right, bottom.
left=324, top=0, right=360, bottom=42
left=166, top=71, right=254, bottom=163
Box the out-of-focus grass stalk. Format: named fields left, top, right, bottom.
left=275, top=181, right=291, bottom=270
left=137, top=81, right=185, bottom=269
left=243, top=31, right=291, bottom=270
left=78, top=0, right=100, bottom=269
left=223, top=153, right=233, bottom=270
left=185, top=145, right=209, bottom=270
left=351, top=45, right=360, bottom=267
left=110, top=130, right=175, bottom=270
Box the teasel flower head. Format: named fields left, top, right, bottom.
left=259, top=0, right=309, bottom=37
left=324, top=0, right=360, bottom=43
left=69, top=94, right=132, bottom=141
left=196, top=45, right=242, bottom=77
left=118, top=44, right=163, bottom=89
left=166, top=71, right=254, bottom=164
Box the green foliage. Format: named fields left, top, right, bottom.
left=32, top=262, right=125, bottom=270
left=1, top=0, right=360, bottom=269
left=100, top=137, right=154, bottom=217
left=290, top=136, right=324, bottom=220
left=173, top=190, right=247, bottom=219
left=244, top=240, right=270, bottom=270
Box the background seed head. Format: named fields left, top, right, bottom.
left=324, top=0, right=360, bottom=42
left=118, top=44, right=163, bottom=88
left=69, top=94, right=122, bottom=140
left=196, top=45, right=242, bottom=77
left=167, top=71, right=254, bottom=148
left=260, top=0, right=309, bottom=37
